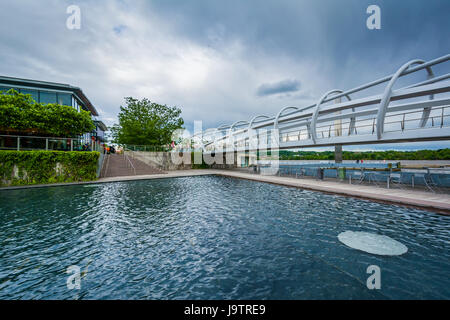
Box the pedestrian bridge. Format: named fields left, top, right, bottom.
left=192, top=54, right=450, bottom=153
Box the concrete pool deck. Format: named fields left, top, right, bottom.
left=1, top=169, right=449, bottom=213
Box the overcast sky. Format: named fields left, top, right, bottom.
left=0, top=0, right=449, bottom=150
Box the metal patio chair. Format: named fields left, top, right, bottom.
left=387, top=172, right=403, bottom=189
left=413, top=170, right=438, bottom=193
left=349, top=169, right=365, bottom=184
left=364, top=170, right=380, bottom=186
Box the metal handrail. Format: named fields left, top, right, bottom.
left=123, top=149, right=137, bottom=175
left=210, top=81, right=450, bottom=143
left=101, top=153, right=111, bottom=177
left=231, top=105, right=450, bottom=140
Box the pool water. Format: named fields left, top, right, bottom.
left=0, top=175, right=449, bottom=299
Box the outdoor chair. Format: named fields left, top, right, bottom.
left=387, top=172, right=403, bottom=189
left=412, top=171, right=438, bottom=193
left=295, top=168, right=306, bottom=179
left=364, top=171, right=380, bottom=186
left=349, top=169, right=365, bottom=184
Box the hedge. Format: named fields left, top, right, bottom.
left=0, top=150, right=99, bottom=186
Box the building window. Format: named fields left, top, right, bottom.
left=57, top=93, right=72, bottom=106
left=75, top=98, right=80, bottom=112
left=39, top=91, right=57, bottom=104
left=20, top=89, right=39, bottom=103
left=0, top=87, right=11, bottom=93
left=0, top=86, right=14, bottom=93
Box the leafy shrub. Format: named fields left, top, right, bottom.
left=0, top=151, right=99, bottom=186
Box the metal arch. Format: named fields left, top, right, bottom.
left=419, top=69, right=435, bottom=128
left=325, top=92, right=355, bottom=136
left=202, top=128, right=219, bottom=142
left=249, top=115, right=270, bottom=129
left=228, top=120, right=248, bottom=138
left=227, top=120, right=249, bottom=149
left=247, top=115, right=270, bottom=148
left=376, top=59, right=434, bottom=139
left=215, top=124, right=231, bottom=143
left=217, top=124, right=231, bottom=131
left=274, top=106, right=299, bottom=130
left=229, top=120, right=250, bottom=133
left=311, top=89, right=351, bottom=143
left=199, top=125, right=229, bottom=147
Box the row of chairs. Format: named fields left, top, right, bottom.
left=350, top=169, right=440, bottom=192
left=276, top=166, right=442, bottom=193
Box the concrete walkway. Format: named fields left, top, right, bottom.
left=2, top=169, right=449, bottom=213
left=101, top=153, right=165, bottom=177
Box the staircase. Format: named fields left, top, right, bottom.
left=100, top=153, right=166, bottom=178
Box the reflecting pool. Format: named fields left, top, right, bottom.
left=0, top=176, right=449, bottom=299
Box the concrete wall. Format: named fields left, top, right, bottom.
left=127, top=151, right=240, bottom=171
left=127, top=151, right=192, bottom=171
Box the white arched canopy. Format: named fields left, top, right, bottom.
left=311, top=90, right=351, bottom=143
left=376, top=59, right=434, bottom=139
left=274, top=106, right=299, bottom=130
left=249, top=115, right=271, bottom=129
left=229, top=120, right=249, bottom=133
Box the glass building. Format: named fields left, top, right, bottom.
left=0, top=75, right=107, bottom=143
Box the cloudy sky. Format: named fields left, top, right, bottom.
left=1, top=0, right=449, bottom=150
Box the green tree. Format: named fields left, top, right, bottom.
left=111, top=97, right=184, bottom=146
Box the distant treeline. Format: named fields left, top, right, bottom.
left=276, top=149, right=450, bottom=160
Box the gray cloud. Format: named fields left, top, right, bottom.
left=113, top=25, right=127, bottom=35
left=256, top=79, right=300, bottom=97
left=0, top=0, right=449, bottom=149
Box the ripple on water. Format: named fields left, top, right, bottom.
left=0, top=175, right=449, bottom=299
